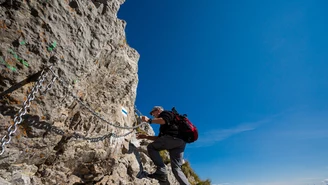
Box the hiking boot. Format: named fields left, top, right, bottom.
left=148, top=173, right=168, bottom=182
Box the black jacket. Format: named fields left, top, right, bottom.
left=158, top=111, right=179, bottom=137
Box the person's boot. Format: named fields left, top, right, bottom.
left=148, top=173, right=168, bottom=182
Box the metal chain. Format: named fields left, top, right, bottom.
left=28, top=119, right=65, bottom=135
left=0, top=67, right=52, bottom=155
left=42, top=75, right=57, bottom=94
left=73, top=130, right=134, bottom=142
left=0, top=66, right=144, bottom=155
left=48, top=68, right=147, bottom=130
left=28, top=119, right=134, bottom=142
left=134, top=106, right=143, bottom=116
left=112, top=130, right=135, bottom=138
left=134, top=108, right=142, bottom=126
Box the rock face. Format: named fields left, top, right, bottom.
left=0, top=0, right=186, bottom=185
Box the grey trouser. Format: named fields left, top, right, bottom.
left=147, top=135, right=190, bottom=185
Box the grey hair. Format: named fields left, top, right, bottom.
left=150, top=106, right=164, bottom=115
left=153, top=106, right=164, bottom=111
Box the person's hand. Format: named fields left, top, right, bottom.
left=141, top=116, right=150, bottom=123
left=136, top=134, right=148, bottom=139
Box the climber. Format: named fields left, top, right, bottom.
left=136, top=106, right=190, bottom=185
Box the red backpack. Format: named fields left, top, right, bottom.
left=171, top=107, right=198, bottom=143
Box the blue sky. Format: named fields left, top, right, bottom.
left=118, top=0, right=328, bottom=184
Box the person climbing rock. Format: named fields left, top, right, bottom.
left=137, top=106, right=190, bottom=185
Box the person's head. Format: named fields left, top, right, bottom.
left=149, top=106, right=164, bottom=118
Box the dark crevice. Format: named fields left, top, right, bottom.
left=31, top=7, right=39, bottom=17
left=0, top=0, right=22, bottom=10
left=0, top=70, right=42, bottom=98
left=53, top=135, right=72, bottom=155
left=69, top=0, right=78, bottom=9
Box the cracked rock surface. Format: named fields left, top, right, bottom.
left=0, top=0, right=189, bottom=184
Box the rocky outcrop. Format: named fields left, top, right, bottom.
left=0, top=0, right=192, bottom=184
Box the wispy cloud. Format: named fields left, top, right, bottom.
left=323, top=179, right=328, bottom=185
left=270, top=110, right=328, bottom=140
left=270, top=38, right=286, bottom=52
left=192, top=111, right=289, bottom=148
left=213, top=178, right=328, bottom=185
left=193, top=119, right=267, bottom=148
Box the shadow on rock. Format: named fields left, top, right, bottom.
left=126, top=142, right=148, bottom=179
left=126, top=142, right=172, bottom=184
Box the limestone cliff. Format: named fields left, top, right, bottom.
left=0, top=0, right=202, bottom=185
